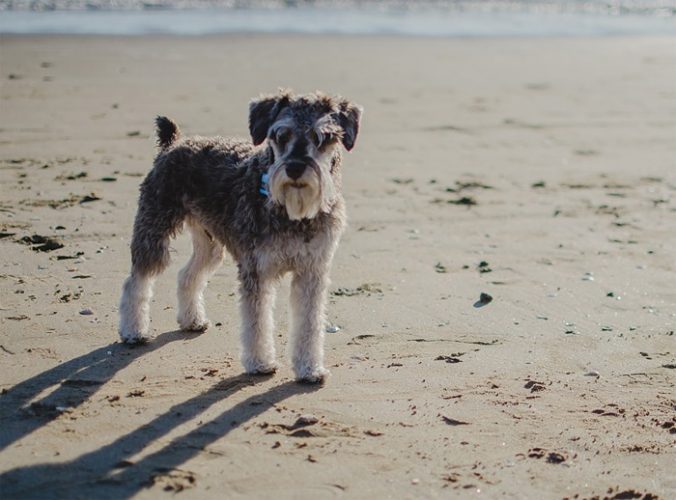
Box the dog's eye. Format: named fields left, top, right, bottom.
left=320, top=132, right=338, bottom=147
left=309, top=130, right=322, bottom=148
left=311, top=130, right=337, bottom=149
left=275, top=128, right=292, bottom=147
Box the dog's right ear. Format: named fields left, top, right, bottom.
left=249, top=93, right=290, bottom=146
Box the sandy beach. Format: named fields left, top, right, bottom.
left=1, top=34, right=675, bottom=498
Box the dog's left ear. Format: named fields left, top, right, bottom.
left=335, top=100, right=363, bottom=151
left=249, top=93, right=290, bottom=146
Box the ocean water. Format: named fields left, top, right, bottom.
left=0, top=1, right=675, bottom=36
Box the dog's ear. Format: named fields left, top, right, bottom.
left=335, top=100, right=363, bottom=151
left=249, top=93, right=290, bottom=146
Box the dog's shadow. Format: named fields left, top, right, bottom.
left=0, top=329, right=193, bottom=451
left=0, top=332, right=318, bottom=499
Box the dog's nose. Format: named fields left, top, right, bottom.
left=285, top=161, right=306, bottom=180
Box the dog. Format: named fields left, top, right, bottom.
left=118, top=91, right=362, bottom=383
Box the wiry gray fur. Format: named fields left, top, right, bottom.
left=119, top=91, right=362, bottom=384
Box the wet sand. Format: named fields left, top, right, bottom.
left=0, top=35, right=675, bottom=499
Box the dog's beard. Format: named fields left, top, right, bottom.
left=270, top=168, right=323, bottom=221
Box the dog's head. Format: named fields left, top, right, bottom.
left=249, top=91, right=362, bottom=221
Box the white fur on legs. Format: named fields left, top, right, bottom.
left=119, top=273, right=155, bottom=343
left=177, top=224, right=224, bottom=332
left=289, top=270, right=329, bottom=383
left=239, top=274, right=278, bottom=375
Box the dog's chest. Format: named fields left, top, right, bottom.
left=253, top=227, right=336, bottom=275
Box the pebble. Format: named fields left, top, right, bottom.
left=79, top=308, right=94, bottom=315
left=326, top=324, right=340, bottom=333
left=296, top=414, right=319, bottom=426
left=479, top=292, right=493, bottom=304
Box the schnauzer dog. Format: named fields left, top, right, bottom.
left=118, top=91, right=362, bottom=383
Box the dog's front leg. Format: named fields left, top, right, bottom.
left=290, top=269, right=330, bottom=383
left=238, top=268, right=278, bottom=375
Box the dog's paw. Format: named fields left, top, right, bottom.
left=179, top=317, right=211, bottom=333
left=119, top=330, right=150, bottom=345
left=295, top=366, right=330, bottom=385
left=243, top=359, right=278, bottom=376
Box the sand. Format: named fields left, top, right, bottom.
left=0, top=35, right=675, bottom=499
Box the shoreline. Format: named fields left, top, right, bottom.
left=1, top=8, right=675, bottom=37
left=2, top=32, right=676, bottom=41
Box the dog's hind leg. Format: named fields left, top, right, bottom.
left=119, top=204, right=182, bottom=344
left=177, top=222, right=224, bottom=332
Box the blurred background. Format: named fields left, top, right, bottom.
left=1, top=0, right=675, bottom=36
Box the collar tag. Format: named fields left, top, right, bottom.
left=259, top=172, right=270, bottom=197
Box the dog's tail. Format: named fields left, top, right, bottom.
left=155, top=116, right=180, bottom=150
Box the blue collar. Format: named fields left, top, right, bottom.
left=259, top=172, right=270, bottom=197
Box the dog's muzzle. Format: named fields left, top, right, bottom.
left=270, top=157, right=323, bottom=221
left=285, top=160, right=306, bottom=181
